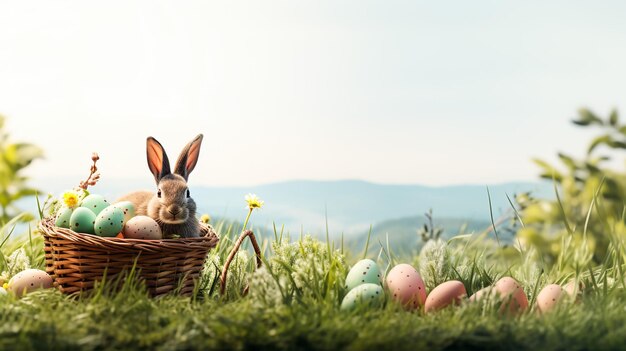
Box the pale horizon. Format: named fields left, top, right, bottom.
left=2, top=1, right=626, bottom=188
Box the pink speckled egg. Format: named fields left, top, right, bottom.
left=424, top=280, right=467, bottom=313
left=536, top=284, right=564, bottom=313
left=385, top=263, right=427, bottom=310
left=494, top=277, right=528, bottom=314
left=123, top=216, right=162, bottom=240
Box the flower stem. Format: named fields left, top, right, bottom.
left=242, top=208, right=253, bottom=232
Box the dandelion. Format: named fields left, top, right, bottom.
left=245, top=194, right=264, bottom=210
left=200, top=214, right=211, bottom=224
left=62, top=191, right=80, bottom=208
left=242, top=194, right=264, bottom=231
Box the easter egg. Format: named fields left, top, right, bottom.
left=112, top=201, right=136, bottom=224
left=70, top=207, right=96, bottom=234
left=340, top=283, right=384, bottom=311
left=536, top=284, right=564, bottom=313
left=469, top=286, right=496, bottom=302
left=494, top=277, right=528, bottom=314
left=564, top=280, right=584, bottom=301
left=385, top=263, right=427, bottom=309
left=345, top=259, right=382, bottom=291
left=8, top=269, right=53, bottom=297
left=94, top=206, right=125, bottom=237
left=425, top=280, right=467, bottom=313
left=55, top=207, right=73, bottom=228
left=80, top=194, right=109, bottom=215
left=123, top=216, right=162, bottom=240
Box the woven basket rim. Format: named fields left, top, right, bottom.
left=39, top=217, right=219, bottom=254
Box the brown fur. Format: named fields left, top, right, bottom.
left=117, top=135, right=204, bottom=238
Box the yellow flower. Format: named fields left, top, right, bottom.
left=200, top=214, right=211, bottom=224
left=62, top=191, right=80, bottom=208
left=2, top=283, right=8, bottom=290
left=245, top=193, right=264, bottom=210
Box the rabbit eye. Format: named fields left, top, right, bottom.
left=186, top=189, right=190, bottom=198
left=157, top=189, right=162, bottom=198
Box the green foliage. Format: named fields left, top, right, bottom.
left=517, top=108, right=626, bottom=265
left=417, top=209, right=444, bottom=243
left=0, top=115, right=43, bottom=223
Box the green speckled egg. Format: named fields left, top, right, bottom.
left=94, top=206, right=125, bottom=237
left=70, top=207, right=96, bottom=234
left=345, top=259, right=382, bottom=291
left=112, top=201, right=136, bottom=224
left=80, top=194, right=109, bottom=215
left=55, top=207, right=73, bottom=228
left=341, top=283, right=384, bottom=310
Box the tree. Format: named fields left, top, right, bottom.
left=0, top=115, right=44, bottom=223
left=516, top=108, right=626, bottom=264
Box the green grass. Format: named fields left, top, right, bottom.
left=0, top=204, right=624, bottom=351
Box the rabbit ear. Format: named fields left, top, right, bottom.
left=146, top=137, right=171, bottom=183
left=174, top=134, right=203, bottom=180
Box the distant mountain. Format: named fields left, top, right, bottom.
left=346, top=215, right=493, bottom=256
left=28, top=178, right=553, bottom=240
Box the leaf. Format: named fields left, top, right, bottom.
left=610, top=109, right=619, bottom=126
left=585, top=162, right=601, bottom=174
left=588, top=134, right=612, bottom=154
left=533, top=158, right=563, bottom=179
left=558, top=153, right=577, bottom=170
left=573, top=108, right=603, bottom=127
left=607, top=140, right=626, bottom=149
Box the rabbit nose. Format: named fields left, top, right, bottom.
left=168, top=207, right=181, bottom=216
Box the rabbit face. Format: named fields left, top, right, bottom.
left=154, top=174, right=197, bottom=224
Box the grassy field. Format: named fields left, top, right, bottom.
left=0, top=204, right=624, bottom=351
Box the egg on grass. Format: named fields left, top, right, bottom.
left=344, top=259, right=382, bottom=291
left=385, top=263, right=427, bottom=310
left=7, top=269, right=53, bottom=297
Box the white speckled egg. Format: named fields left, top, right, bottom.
left=80, top=194, right=109, bottom=215
left=123, top=216, right=162, bottom=240
left=8, top=269, right=53, bottom=297
left=70, top=207, right=96, bottom=234
left=340, top=283, right=384, bottom=310
left=55, top=207, right=73, bottom=228
left=112, top=201, right=136, bottom=224
left=345, top=259, right=382, bottom=291
left=536, top=284, right=564, bottom=313
left=425, top=280, right=467, bottom=313
left=94, top=206, right=125, bottom=237
left=385, top=263, right=427, bottom=309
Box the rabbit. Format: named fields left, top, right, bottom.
left=117, top=134, right=204, bottom=238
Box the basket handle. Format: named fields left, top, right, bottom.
left=219, top=229, right=262, bottom=295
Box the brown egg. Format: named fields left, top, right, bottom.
left=469, top=286, right=495, bottom=302
left=536, top=284, right=564, bottom=313
left=494, top=277, right=528, bottom=314
left=424, top=280, right=467, bottom=313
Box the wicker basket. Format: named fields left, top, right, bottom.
left=39, top=217, right=219, bottom=297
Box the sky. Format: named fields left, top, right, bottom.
left=1, top=1, right=626, bottom=188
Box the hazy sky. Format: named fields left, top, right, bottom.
left=1, top=1, right=626, bottom=187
